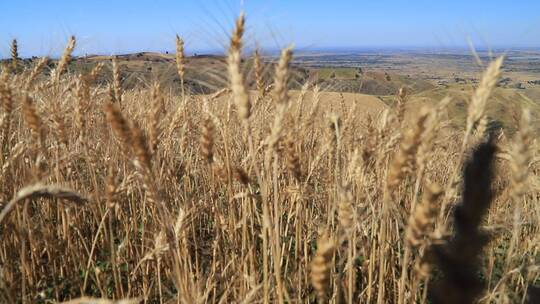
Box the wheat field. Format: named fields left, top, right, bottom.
left=0, top=14, right=539, bottom=304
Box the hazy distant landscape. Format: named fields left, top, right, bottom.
left=14, top=47, right=535, bottom=133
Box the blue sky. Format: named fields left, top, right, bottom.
left=1, top=0, right=539, bottom=57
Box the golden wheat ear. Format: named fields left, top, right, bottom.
left=254, top=49, right=265, bottom=98
left=175, top=34, right=186, bottom=98
left=267, top=46, right=294, bottom=150
left=131, top=122, right=153, bottom=172
left=200, top=118, right=215, bottom=164
left=10, top=39, right=18, bottom=72
left=53, top=35, right=76, bottom=83
left=149, top=82, right=164, bottom=155
left=21, top=93, right=46, bottom=151
left=0, top=82, right=14, bottom=154
left=405, top=183, right=443, bottom=249
left=509, top=108, right=532, bottom=201
left=103, top=102, right=132, bottom=157
left=227, top=12, right=251, bottom=123
left=311, top=237, right=336, bottom=301
left=25, top=57, right=49, bottom=89
left=465, top=57, right=503, bottom=145
left=0, top=183, right=88, bottom=223
left=284, top=136, right=302, bottom=181
left=111, top=55, right=123, bottom=104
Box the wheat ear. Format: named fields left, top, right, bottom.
left=465, top=57, right=503, bottom=147
left=111, top=56, right=123, bottom=104
left=103, top=102, right=132, bottom=154
left=175, top=34, right=186, bottom=99
left=0, top=183, right=88, bottom=223
left=267, top=46, right=293, bottom=150
left=53, top=35, right=76, bottom=83
left=200, top=118, right=215, bottom=164
left=254, top=49, right=265, bottom=98
left=25, top=57, right=49, bottom=89
left=0, top=83, right=13, bottom=157
left=311, top=237, right=336, bottom=301
left=10, top=39, right=18, bottom=72
left=21, top=93, right=46, bottom=151
left=227, top=12, right=251, bottom=123
left=149, top=83, right=164, bottom=155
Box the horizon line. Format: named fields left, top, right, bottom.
left=2, top=44, right=540, bottom=60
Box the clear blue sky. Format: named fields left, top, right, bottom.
left=1, top=0, right=539, bottom=57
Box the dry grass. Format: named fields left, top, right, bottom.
left=0, top=15, right=539, bottom=304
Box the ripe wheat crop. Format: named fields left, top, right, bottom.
left=0, top=14, right=538, bottom=304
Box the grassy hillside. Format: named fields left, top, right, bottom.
left=398, top=85, right=540, bottom=135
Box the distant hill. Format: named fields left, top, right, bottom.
left=4, top=52, right=438, bottom=96
left=380, top=84, right=540, bottom=135
left=63, top=52, right=307, bottom=95
left=310, top=68, right=435, bottom=95
left=3, top=52, right=538, bottom=134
